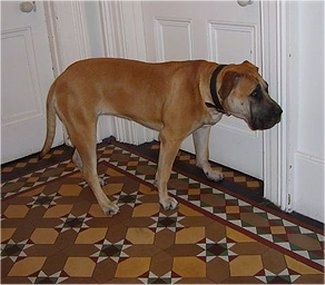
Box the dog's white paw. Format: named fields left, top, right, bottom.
left=160, top=196, right=178, bottom=211
left=103, top=202, right=119, bottom=216
left=206, top=169, right=224, bottom=182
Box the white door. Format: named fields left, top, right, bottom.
left=1, top=1, right=62, bottom=163
left=141, top=0, right=263, bottom=179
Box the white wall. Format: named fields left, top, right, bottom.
left=288, top=1, right=324, bottom=222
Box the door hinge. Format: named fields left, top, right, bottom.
left=287, top=194, right=292, bottom=206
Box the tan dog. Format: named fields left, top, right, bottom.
left=40, top=58, right=282, bottom=215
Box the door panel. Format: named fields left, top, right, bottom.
left=141, top=1, right=263, bottom=179
left=2, top=28, right=43, bottom=126
left=155, top=18, right=193, bottom=60
left=1, top=1, right=62, bottom=163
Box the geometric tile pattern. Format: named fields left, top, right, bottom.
left=106, top=141, right=324, bottom=270
left=124, top=139, right=264, bottom=192
left=1, top=139, right=324, bottom=283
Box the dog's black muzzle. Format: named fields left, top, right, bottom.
left=249, top=99, right=283, bottom=131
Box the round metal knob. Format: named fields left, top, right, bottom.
left=237, top=0, right=253, bottom=7
left=20, top=1, right=36, bottom=13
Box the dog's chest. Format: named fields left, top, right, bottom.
left=204, top=109, right=223, bottom=125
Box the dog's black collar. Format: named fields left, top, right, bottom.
left=206, top=64, right=227, bottom=113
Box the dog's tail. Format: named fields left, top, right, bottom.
left=40, top=83, right=57, bottom=158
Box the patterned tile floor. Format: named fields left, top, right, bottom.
left=1, top=138, right=324, bottom=283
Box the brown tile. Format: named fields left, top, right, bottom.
left=287, top=233, right=322, bottom=251
left=30, top=228, right=59, bottom=244
left=229, top=255, right=263, bottom=276
left=226, top=227, right=254, bottom=243
left=88, top=204, right=107, bottom=217
left=58, top=184, right=82, bottom=196
left=270, top=225, right=286, bottom=234
left=294, top=274, right=325, bottom=284
left=231, top=242, right=268, bottom=255
left=226, top=205, right=240, bottom=214
left=201, top=193, right=226, bottom=207
left=188, top=188, right=201, bottom=196
left=132, top=203, right=160, bottom=217
left=8, top=257, right=47, bottom=276
left=173, top=257, right=206, bottom=278
left=64, top=257, right=96, bottom=277
left=2, top=181, right=25, bottom=194
left=247, top=181, right=260, bottom=188
left=115, top=257, right=151, bottom=278
left=181, top=216, right=214, bottom=228
left=206, top=221, right=226, bottom=242
left=105, top=222, right=129, bottom=244
left=262, top=248, right=287, bottom=274
left=154, top=229, right=175, bottom=250
left=92, top=259, right=117, bottom=283
left=43, top=204, right=73, bottom=218
left=165, top=244, right=202, bottom=257
left=124, top=245, right=160, bottom=257
left=175, top=227, right=205, bottom=244
left=285, top=255, right=322, bottom=275
left=240, top=212, right=270, bottom=227
left=103, top=183, right=124, bottom=195
left=150, top=251, right=173, bottom=276
left=75, top=228, right=107, bottom=244
left=2, top=166, right=14, bottom=172
left=178, top=203, right=204, bottom=217
left=207, top=257, right=230, bottom=283
left=234, top=176, right=246, bottom=183
left=41, top=251, right=69, bottom=275
left=138, top=184, right=156, bottom=195
left=126, top=227, right=155, bottom=244
left=1, top=228, right=16, bottom=242
left=4, top=205, right=29, bottom=218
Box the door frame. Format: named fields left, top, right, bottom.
left=43, top=1, right=93, bottom=145
left=260, top=1, right=290, bottom=212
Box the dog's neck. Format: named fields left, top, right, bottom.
left=206, top=64, right=227, bottom=113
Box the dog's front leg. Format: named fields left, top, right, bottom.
left=193, top=125, right=224, bottom=182
left=156, top=132, right=181, bottom=211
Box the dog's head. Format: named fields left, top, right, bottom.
left=216, top=61, right=283, bottom=130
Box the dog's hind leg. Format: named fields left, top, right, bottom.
left=193, top=126, right=224, bottom=182
left=72, top=149, right=106, bottom=186
left=68, top=124, right=119, bottom=216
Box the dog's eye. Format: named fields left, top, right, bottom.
left=250, top=84, right=262, bottom=98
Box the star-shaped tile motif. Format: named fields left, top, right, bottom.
left=28, top=270, right=68, bottom=284
left=27, top=193, right=60, bottom=208
left=149, top=212, right=185, bottom=233
left=138, top=271, right=182, bottom=284
left=1, top=239, right=33, bottom=262
left=113, top=191, right=143, bottom=208
left=55, top=213, right=92, bottom=233
left=91, top=239, right=131, bottom=263
left=255, top=268, right=301, bottom=283
left=197, top=237, right=237, bottom=262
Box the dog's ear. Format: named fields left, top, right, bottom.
left=243, top=60, right=259, bottom=72
left=219, top=71, right=239, bottom=100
